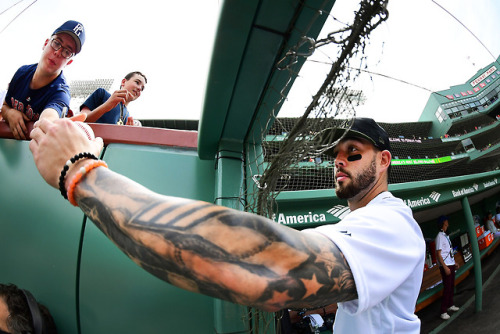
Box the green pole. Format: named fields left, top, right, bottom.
left=213, top=141, right=249, bottom=333
left=461, top=196, right=482, bottom=312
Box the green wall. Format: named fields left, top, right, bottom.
left=0, top=139, right=82, bottom=333
left=0, top=139, right=229, bottom=334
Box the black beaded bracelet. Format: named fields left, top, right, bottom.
left=59, top=152, right=98, bottom=200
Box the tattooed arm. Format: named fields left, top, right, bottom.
left=75, top=167, right=356, bottom=311
left=29, top=118, right=356, bottom=311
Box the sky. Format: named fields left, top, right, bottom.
left=281, top=0, right=500, bottom=123
left=0, top=0, right=221, bottom=119
left=1, top=0, right=500, bottom=123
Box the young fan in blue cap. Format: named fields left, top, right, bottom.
left=1, top=20, right=85, bottom=139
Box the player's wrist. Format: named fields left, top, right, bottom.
left=64, top=159, right=91, bottom=188
left=66, top=159, right=108, bottom=206
left=59, top=152, right=99, bottom=199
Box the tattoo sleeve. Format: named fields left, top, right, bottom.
left=76, top=168, right=357, bottom=311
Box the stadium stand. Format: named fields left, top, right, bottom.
left=448, top=113, right=496, bottom=137
left=69, top=79, right=114, bottom=98
left=139, top=115, right=499, bottom=188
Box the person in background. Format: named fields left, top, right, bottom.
left=0, top=283, right=57, bottom=334
left=29, top=117, right=425, bottom=333
left=435, top=216, right=460, bottom=320
left=485, top=211, right=500, bottom=238
left=80, top=71, right=147, bottom=126
left=1, top=20, right=85, bottom=139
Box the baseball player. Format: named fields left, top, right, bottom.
left=1, top=20, right=85, bottom=139
left=30, top=117, right=425, bottom=333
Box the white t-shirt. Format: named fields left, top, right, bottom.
left=435, top=231, right=455, bottom=266
left=486, top=219, right=498, bottom=233
left=303, top=192, right=425, bottom=334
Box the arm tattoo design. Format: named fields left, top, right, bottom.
left=77, top=168, right=357, bottom=311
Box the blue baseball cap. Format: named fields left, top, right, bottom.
left=52, top=20, right=85, bottom=54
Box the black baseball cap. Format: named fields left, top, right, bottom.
left=315, top=117, right=391, bottom=156
left=52, top=20, right=85, bottom=54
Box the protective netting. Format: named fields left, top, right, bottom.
left=245, top=0, right=389, bottom=219
left=244, top=0, right=500, bottom=224
left=259, top=116, right=500, bottom=190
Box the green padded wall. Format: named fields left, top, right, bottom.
left=0, top=139, right=224, bottom=334
left=78, top=143, right=220, bottom=334
left=0, top=139, right=82, bottom=333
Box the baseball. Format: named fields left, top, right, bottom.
left=74, top=121, right=95, bottom=140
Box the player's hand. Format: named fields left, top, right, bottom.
left=126, top=116, right=134, bottom=126
left=29, top=118, right=103, bottom=189
left=3, top=107, right=30, bottom=140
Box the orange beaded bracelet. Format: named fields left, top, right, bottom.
left=67, top=160, right=108, bottom=206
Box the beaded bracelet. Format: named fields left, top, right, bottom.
left=59, top=152, right=98, bottom=199
left=67, top=160, right=108, bottom=206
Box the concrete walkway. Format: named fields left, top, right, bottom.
left=417, top=244, right=500, bottom=334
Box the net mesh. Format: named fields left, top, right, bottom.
left=259, top=116, right=500, bottom=190
left=244, top=0, right=500, bottom=227
left=240, top=0, right=499, bottom=331
left=245, top=0, right=390, bottom=219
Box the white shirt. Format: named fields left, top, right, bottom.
left=486, top=219, right=498, bottom=233
left=303, top=192, right=425, bottom=334
left=435, top=231, right=455, bottom=266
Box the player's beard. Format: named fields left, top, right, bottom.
left=335, top=157, right=377, bottom=200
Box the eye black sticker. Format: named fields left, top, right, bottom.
left=347, top=154, right=362, bottom=162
